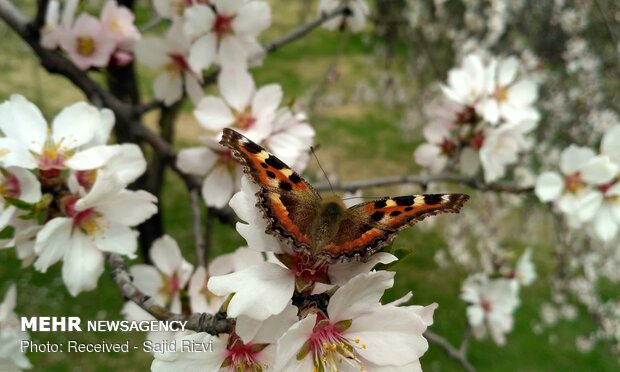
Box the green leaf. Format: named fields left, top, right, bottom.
left=3, top=197, right=34, bottom=210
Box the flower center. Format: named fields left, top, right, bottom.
left=305, top=320, right=366, bottom=372
left=77, top=37, right=96, bottom=56
left=0, top=172, right=21, bottom=199
left=564, top=173, right=586, bottom=193
left=167, top=54, right=189, bottom=74
left=234, top=110, right=256, bottom=130
left=76, top=170, right=98, bottom=192
left=456, top=106, right=478, bottom=125
left=494, top=86, right=509, bottom=102
left=108, top=18, right=122, bottom=33
left=440, top=138, right=456, bottom=155
left=213, top=14, right=234, bottom=38
left=64, top=195, right=107, bottom=237
left=469, top=131, right=485, bottom=150
left=481, top=300, right=493, bottom=313
left=39, top=135, right=73, bottom=171
left=161, top=273, right=181, bottom=298
left=223, top=335, right=268, bottom=371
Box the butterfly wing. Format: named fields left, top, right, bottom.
left=322, top=194, right=469, bottom=261
left=220, top=128, right=321, bottom=251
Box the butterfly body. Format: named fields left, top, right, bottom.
left=309, top=196, right=348, bottom=256
left=221, top=128, right=470, bottom=263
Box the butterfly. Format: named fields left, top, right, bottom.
left=220, top=128, right=469, bottom=263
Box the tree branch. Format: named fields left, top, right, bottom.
left=262, top=4, right=349, bottom=54
left=29, top=0, right=49, bottom=34
left=189, top=190, right=206, bottom=268
left=425, top=330, right=476, bottom=372
left=314, top=173, right=534, bottom=194
left=200, top=4, right=350, bottom=88
left=108, top=253, right=234, bottom=335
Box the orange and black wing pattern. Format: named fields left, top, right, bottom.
left=322, top=194, right=469, bottom=261
left=220, top=128, right=321, bottom=251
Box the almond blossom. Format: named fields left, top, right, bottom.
left=33, top=175, right=157, bottom=296
left=151, top=305, right=298, bottom=371
left=194, top=68, right=281, bottom=143
left=461, top=273, right=519, bottom=345
left=0, top=95, right=119, bottom=178
left=176, top=138, right=242, bottom=208
left=135, top=20, right=203, bottom=106
left=417, top=54, right=540, bottom=183
left=100, top=1, right=141, bottom=50
left=535, top=144, right=617, bottom=228
left=129, top=235, right=193, bottom=313
left=275, top=271, right=434, bottom=371
left=441, top=54, right=489, bottom=109
left=479, top=119, right=536, bottom=182
left=189, top=246, right=265, bottom=314
left=183, top=0, right=271, bottom=72
left=59, top=13, right=116, bottom=69
left=319, top=0, right=370, bottom=33
left=478, top=56, right=539, bottom=125
left=179, top=69, right=314, bottom=208
left=0, top=285, right=32, bottom=371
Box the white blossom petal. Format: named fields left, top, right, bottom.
left=535, top=172, right=564, bottom=202
left=51, top=102, right=98, bottom=149
left=202, top=165, right=235, bottom=208
left=194, top=96, right=235, bottom=132
left=62, top=233, right=104, bottom=296
left=33, top=218, right=73, bottom=272
left=177, top=147, right=216, bottom=176
left=150, top=235, right=183, bottom=276
left=208, top=262, right=294, bottom=320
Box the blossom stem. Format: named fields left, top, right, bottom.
left=189, top=189, right=206, bottom=268
left=262, top=4, right=350, bottom=55
left=107, top=253, right=234, bottom=334
left=424, top=329, right=476, bottom=372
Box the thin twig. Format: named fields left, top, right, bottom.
left=262, top=4, right=349, bottom=55
left=460, top=324, right=471, bottom=355
left=137, top=99, right=163, bottom=114
left=107, top=253, right=234, bottom=334
left=200, top=4, right=350, bottom=88
left=314, top=173, right=534, bottom=194
left=140, top=15, right=163, bottom=32
left=425, top=330, right=476, bottom=372
left=593, top=0, right=618, bottom=46
left=204, top=208, right=215, bottom=267
left=190, top=190, right=206, bottom=268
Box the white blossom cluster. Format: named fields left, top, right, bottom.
left=415, top=53, right=539, bottom=183
left=41, top=0, right=140, bottom=69
left=535, top=125, right=620, bottom=243
left=149, top=178, right=438, bottom=371
left=0, top=95, right=157, bottom=296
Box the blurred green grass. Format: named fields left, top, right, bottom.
left=0, top=0, right=618, bottom=371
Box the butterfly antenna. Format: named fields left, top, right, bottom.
left=311, top=146, right=336, bottom=195
left=341, top=196, right=384, bottom=201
